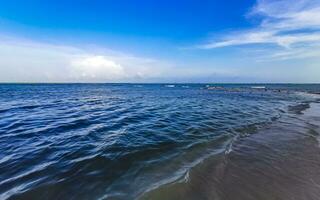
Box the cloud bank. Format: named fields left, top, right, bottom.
left=0, top=36, right=174, bottom=82
left=1, top=35, right=247, bottom=83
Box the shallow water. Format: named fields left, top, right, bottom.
left=0, top=84, right=319, bottom=200
left=141, top=102, right=320, bottom=200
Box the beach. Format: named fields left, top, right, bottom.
left=141, top=101, right=320, bottom=200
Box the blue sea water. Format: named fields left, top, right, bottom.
left=0, top=84, right=319, bottom=200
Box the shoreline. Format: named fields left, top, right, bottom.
left=140, top=100, right=320, bottom=200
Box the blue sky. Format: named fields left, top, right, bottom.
left=0, top=0, right=319, bottom=83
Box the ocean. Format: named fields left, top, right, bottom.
left=0, top=84, right=319, bottom=200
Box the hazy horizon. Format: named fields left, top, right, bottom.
left=1, top=82, right=320, bottom=84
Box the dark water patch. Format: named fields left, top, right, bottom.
left=288, top=102, right=310, bottom=114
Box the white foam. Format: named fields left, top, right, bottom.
left=251, top=86, right=266, bottom=89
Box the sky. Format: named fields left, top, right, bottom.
left=0, top=0, right=319, bottom=83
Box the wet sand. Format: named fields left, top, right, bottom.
left=141, top=102, right=320, bottom=200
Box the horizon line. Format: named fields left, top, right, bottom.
left=1, top=82, right=320, bottom=85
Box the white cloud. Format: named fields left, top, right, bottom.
left=199, top=0, right=320, bottom=60
left=70, top=55, right=125, bottom=80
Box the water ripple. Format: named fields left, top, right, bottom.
left=0, top=84, right=318, bottom=200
